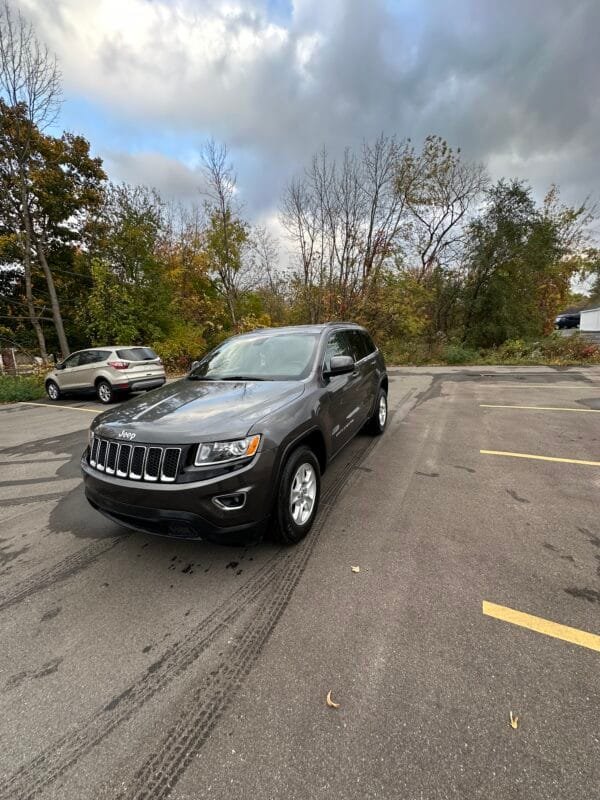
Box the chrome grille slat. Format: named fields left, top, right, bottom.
left=116, top=444, right=132, bottom=477
left=96, top=440, right=107, bottom=471
left=105, top=442, right=118, bottom=475
left=129, top=446, right=146, bottom=480
left=90, top=437, right=99, bottom=467
left=161, top=448, right=181, bottom=483
left=144, top=447, right=162, bottom=481
left=88, top=438, right=182, bottom=483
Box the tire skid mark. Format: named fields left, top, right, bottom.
left=118, top=438, right=379, bottom=800
left=0, top=555, right=281, bottom=800
left=0, top=436, right=377, bottom=800
left=0, top=537, right=123, bottom=613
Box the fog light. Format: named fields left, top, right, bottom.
left=212, top=492, right=246, bottom=511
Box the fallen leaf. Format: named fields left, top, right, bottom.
left=509, top=711, right=519, bottom=729
left=351, top=566, right=360, bottom=573
left=326, top=690, right=340, bottom=709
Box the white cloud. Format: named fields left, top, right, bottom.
left=17, top=0, right=600, bottom=219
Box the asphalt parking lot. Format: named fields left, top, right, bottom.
left=1, top=366, right=600, bottom=800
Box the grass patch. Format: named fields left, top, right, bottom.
left=0, top=374, right=45, bottom=403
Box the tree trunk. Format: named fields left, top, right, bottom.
left=18, top=180, right=48, bottom=359
left=33, top=229, right=70, bottom=358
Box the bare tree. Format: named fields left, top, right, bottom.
left=400, top=136, right=488, bottom=282
left=280, top=135, right=412, bottom=319
left=0, top=1, right=68, bottom=357
left=201, top=139, right=250, bottom=326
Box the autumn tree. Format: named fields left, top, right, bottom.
left=0, top=2, right=66, bottom=356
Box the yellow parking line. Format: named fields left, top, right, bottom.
left=19, top=401, right=99, bottom=414
left=481, top=404, right=600, bottom=413
left=479, top=383, right=598, bottom=389
left=480, top=449, right=600, bottom=467
left=483, top=601, right=600, bottom=653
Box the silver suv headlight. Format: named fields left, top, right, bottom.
left=194, top=435, right=261, bottom=466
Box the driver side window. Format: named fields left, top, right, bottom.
left=323, top=331, right=353, bottom=372
left=62, top=353, right=82, bottom=369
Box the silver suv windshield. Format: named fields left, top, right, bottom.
left=189, top=332, right=319, bottom=381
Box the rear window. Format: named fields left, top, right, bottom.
left=116, top=347, right=158, bottom=361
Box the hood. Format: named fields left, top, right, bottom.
left=92, top=378, right=305, bottom=444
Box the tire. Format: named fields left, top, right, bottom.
left=96, top=380, right=116, bottom=404
left=365, top=387, right=387, bottom=435
left=271, top=446, right=321, bottom=545
left=45, top=380, right=61, bottom=401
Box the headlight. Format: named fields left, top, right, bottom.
left=194, top=435, right=261, bottom=466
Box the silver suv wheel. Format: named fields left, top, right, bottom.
left=46, top=382, right=59, bottom=401
left=289, top=462, right=317, bottom=525
left=97, top=382, right=112, bottom=404
left=378, top=393, right=387, bottom=427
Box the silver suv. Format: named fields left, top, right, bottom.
left=45, top=346, right=166, bottom=404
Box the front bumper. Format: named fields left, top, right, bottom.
left=81, top=450, right=275, bottom=541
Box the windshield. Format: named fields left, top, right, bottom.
left=189, top=332, right=319, bottom=381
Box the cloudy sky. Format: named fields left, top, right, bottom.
left=20, top=0, right=600, bottom=234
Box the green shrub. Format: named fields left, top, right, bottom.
left=153, top=323, right=207, bottom=374
left=441, top=344, right=480, bottom=365
left=0, top=374, right=45, bottom=403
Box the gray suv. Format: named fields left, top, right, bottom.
left=45, top=346, right=166, bottom=404
left=82, top=324, right=388, bottom=545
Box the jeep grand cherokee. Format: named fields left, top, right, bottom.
left=82, top=323, right=388, bottom=545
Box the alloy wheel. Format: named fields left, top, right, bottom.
left=289, top=462, right=317, bottom=525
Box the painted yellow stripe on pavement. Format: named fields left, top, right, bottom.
left=479, top=383, right=598, bottom=389
left=19, top=401, right=99, bottom=414
left=480, top=449, right=600, bottom=467
left=483, top=601, right=600, bottom=653
left=481, top=404, right=600, bottom=413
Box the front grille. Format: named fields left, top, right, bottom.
left=89, top=437, right=181, bottom=483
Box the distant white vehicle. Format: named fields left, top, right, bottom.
left=45, top=346, right=166, bottom=404
left=580, top=306, right=600, bottom=333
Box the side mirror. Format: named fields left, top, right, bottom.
left=325, top=355, right=355, bottom=376
left=190, top=360, right=200, bottom=372
left=56, top=362, right=66, bottom=370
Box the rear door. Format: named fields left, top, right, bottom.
left=323, top=330, right=363, bottom=452
left=346, top=330, right=378, bottom=424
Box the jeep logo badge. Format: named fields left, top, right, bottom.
left=118, top=430, right=136, bottom=441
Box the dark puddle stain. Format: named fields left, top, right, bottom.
left=142, top=645, right=153, bottom=654
left=236, top=569, right=243, bottom=576
left=226, top=561, right=239, bottom=570
left=506, top=489, right=529, bottom=504
left=181, top=563, right=194, bottom=574
left=415, top=472, right=439, bottom=478
left=102, top=582, right=109, bottom=588
left=184, top=609, right=191, bottom=617
left=543, top=543, right=559, bottom=552
left=453, top=465, right=476, bottom=474
left=565, top=587, right=600, bottom=604
left=561, top=555, right=576, bottom=563
left=40, top=606, right=61, bottom=623
left=355, top=466, right=373, bottom=473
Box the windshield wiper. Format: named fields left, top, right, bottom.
left=219, top=375, right=267, bottom=381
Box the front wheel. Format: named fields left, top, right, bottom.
left=96, top=380, right=116, bottom=404
left=272, top=446, right=321, bottom=545
left=46, top=380, right=61, bottom=401
left=365, top=388, right=387, bottom=435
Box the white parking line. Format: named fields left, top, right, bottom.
left=19, top=402, right=99, bottom=414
